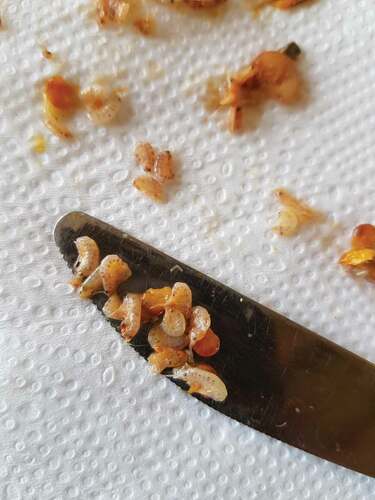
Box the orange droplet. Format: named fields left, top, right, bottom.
left=193, top=328, right=220, bottom=357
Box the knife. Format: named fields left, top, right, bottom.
left=54, top=211, right=375, bottom=478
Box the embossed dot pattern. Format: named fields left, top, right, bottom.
left=0, top=0, right=375, bottom=498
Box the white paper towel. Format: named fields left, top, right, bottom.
left=1, top=0, right=375, bottom=498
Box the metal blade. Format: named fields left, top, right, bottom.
left=54, top=211, right=375, bottom=478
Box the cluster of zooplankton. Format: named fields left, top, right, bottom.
left=70, top=235, right=228, bottom=402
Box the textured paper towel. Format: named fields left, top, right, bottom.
left=1, top=0, right=375, bottom=498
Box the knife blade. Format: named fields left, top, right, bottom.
left=54, top=211, right=375, bottom=478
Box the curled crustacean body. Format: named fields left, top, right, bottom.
left=78, top=253, right=131, bottom=299
left=148, top=325, right=189, bottom=352
left=81, top=84, right=123, bottom=125
left=172, top=364, right=228, bottom=402
left=188, top=305, right=211, bottom=346
left=102, top=293, right=124, bottom=319
left=99, top=254, right=132, bottom=295
left=79, top=267, right=103, bottom=299
left=120, top=293, right=142, bottom=342
left=148, top=348, right=188, bottom=374
left=167, top=282, right=192, bottom=319
left=68, top=236, right=225, bottom=402
left=161, top=306, right=186, bottom=337
left=71, top=236, right=100, bottom=287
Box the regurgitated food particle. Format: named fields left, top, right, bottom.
left=207, top=46, right=303, bottom=132
left=43, top=75, right=80, bottom=140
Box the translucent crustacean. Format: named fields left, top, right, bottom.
left=81, top=84, right=123, bottom=125
left=153, top=151, right=174, bottom=183
left=161, top=306, right=186, bottom=337
left=68, top=241, right=225, bottom=400
left=120, top=293, right=142, bottom=341
left=148, top=348, right=188, bottom=374
left=99, top=255, right=132, bottom=295
left=142, top=287, right=172, bottom=316
left=273, top=188, right=323, bottom=237
left=79, top=267, right=103, bottom=299
left=148, top=325, right=189, bottom=352
left=167, top=282, right=192, bottom=319
left=172, top=365, right=228, bottom=402
left=135, top=142, right=156, bottom=172
left=102, top=293, right=124, bottom=319
left=133, top=175, right=165, bottom=203
left=71, top=236, right=100, bottom=287
left=133, top=143, right=175, bottom=203
left=188, top=306, right=211, bottom=346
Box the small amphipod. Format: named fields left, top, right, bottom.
left=148, top=348, right=188, bottom=374
left=79, top=267, right=103, bottom=299
left=188, top=306, right=211, bottom=346
left=148, top=325, right=189, bottom=352
left=120, top=293, right=142, bottom=342
left=71, top=236, right=100, bottom=287
left=160, top=306, right=186, bottom=337
left=172, top=364, right=228, bottom=402
left=167, top=282, right=192, bottom=319
left=99, top=255, right=132, bottom=295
